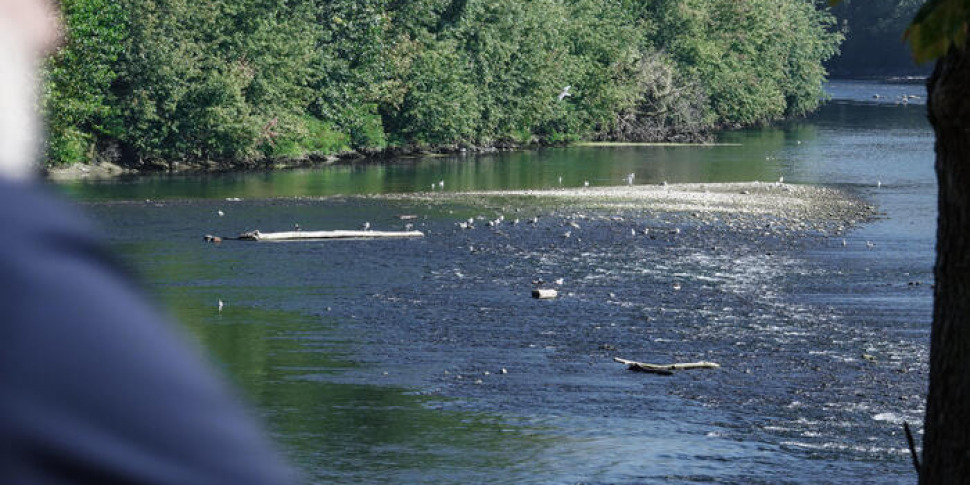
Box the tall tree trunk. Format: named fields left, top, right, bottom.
left=922, top=42, right=970, bottom=485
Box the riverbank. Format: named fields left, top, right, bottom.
left=46, top=140, right=746, bottom=182
left=43, top=141, right=538, bottom=181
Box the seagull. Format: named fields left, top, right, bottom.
left=218, top=299, right=224, bottom=312
left=218, top=210, right=225, bottom=217
left=583, top=180, right=589, bottom=188
left=554, top=278, right=564, bottom=285
left=778, top=176, right=784, bottom=184
left=439, top=180, right=445, bottom=189
left=626, top=173, right=635, bottom=185
left=558, top=176, right=563, bottom=185
left=557, top=85, right=572, bottom=101
left=866, top=241, right=875, bottom=249
left=362, top=222, right=371, bottom=231
left=842, top=238, right=847, bottom=247
left=405, top=223, right=414, bottom=231
left=877, top=180, right=882, bottom=188
left=294, top=223, right=301, bottom=231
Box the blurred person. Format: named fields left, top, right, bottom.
left=0, top=1, right=299, bottom=483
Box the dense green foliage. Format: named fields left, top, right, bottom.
left=44, top=0, right=842, bottom=168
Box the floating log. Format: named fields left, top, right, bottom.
left=236, top=229, right=424, bottom=241
left=614, top=357, right=720, bottom=375
left=532, top=288, right=558, bottom=299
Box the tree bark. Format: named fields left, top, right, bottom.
left=922, top=41, right=970, bottom=485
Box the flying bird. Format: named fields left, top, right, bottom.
left=557, top=86, right=572, bottom=101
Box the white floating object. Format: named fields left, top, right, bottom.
left=532, top=289, right=558, bottom=299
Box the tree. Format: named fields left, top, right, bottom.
left=833, top=0, right=970, bottom=482
left=903, top=1, right=970, bottom=482
left=43, top=0, right=126, bottom=165
left=46, top=0, right=842, bottom=165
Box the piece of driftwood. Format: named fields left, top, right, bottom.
left=614, top=357, right=720, bottom=375
left=532, top=289, right=558, bottom=299
left=236, top=229, right=424, bottom=241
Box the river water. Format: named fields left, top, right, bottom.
left=59, top=80, right=934, bottom=484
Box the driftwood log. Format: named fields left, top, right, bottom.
left=235, top=229, right=424, bottom=241
left=532, top=289, right=558, bottom=299
left=614, top=357, right=720, bottom=375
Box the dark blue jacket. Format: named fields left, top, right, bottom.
left=0, top=181, right=297, bottom=484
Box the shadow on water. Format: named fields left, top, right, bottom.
left=70, top=80, right=935, bottom=484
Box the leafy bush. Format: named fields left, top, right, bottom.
left=43, top=0, right=842, bottom=167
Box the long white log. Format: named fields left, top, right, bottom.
left=613, top=357, right=720, bottom=374
left=238, top=230, right=424, bottom=241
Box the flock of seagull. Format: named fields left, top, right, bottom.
left=210, top=162, right=884, bottom=311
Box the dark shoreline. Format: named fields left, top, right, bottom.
left=46, top=137, right=735, bottom=181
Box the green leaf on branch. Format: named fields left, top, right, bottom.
left=905, top=0, right=970, bottom=63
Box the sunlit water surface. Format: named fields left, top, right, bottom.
left=61, top=80, right=934, bottom=484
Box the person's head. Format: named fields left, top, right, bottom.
left=0, top=0, right=60, bottom=181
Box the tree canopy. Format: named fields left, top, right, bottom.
left=44, top=0, right=843, bottom=168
